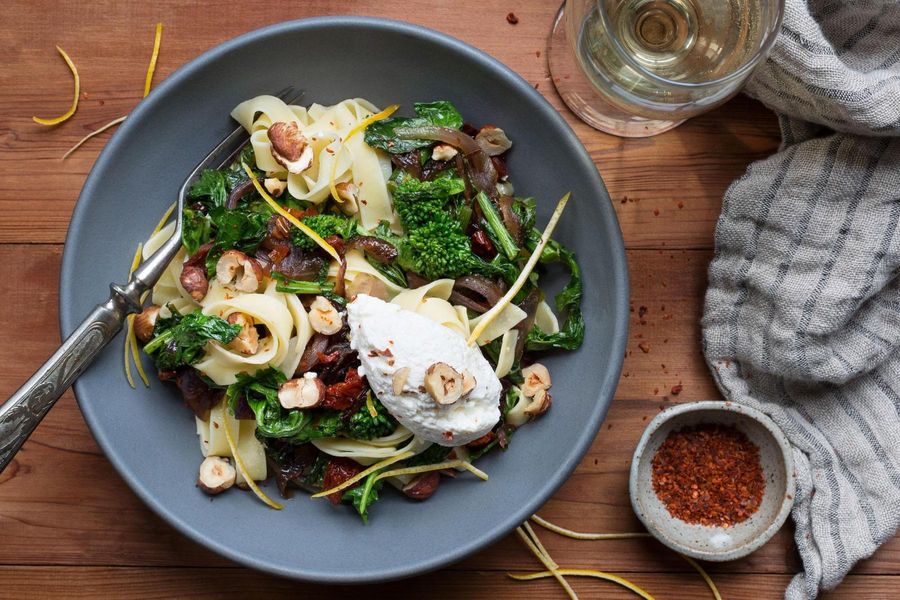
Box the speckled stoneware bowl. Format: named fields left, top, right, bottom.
left=629, top=401, right=795, bottom=561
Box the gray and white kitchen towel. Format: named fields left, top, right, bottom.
left=702, top=1, right=900, bottom=598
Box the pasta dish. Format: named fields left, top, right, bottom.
left=129, top=96, right=583, bottom=521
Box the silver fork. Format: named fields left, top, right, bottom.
left=0, top=87, right=301, bottom=473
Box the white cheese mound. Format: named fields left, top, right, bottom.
left=347, top=294, right=501, bottom=446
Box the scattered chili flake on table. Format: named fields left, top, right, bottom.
left=651, top=424, right=765, bottom=527
left=506, top=12, right=519, bottom=24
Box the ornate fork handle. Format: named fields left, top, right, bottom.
left=0, top=281, right=145, bottom=473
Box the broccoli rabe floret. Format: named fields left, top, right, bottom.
left=346, top=396, right=398, bottom=440
left=292, top=214, right=357, bottom=249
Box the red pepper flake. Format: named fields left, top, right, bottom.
left=638, top=305, right=648, bottom=318
left=677, top=201, right=684, bottom=209
left=670, top=384, right=683, bottom=395
left=653, top=208, right=660, bottom=216
left=638, top=341, right=651, bottom=353
left=652, top=424, right=765, bottom=527
left=536, top=50, right=541, bottom=58
left=506, top=12, right=519, bottom=24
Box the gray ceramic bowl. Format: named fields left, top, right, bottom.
left=58, top=18, right=629, bottom=582
left=629, top=401, right=795, bottom=561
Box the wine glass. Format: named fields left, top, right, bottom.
left=548, top=0, right=784, bottom=137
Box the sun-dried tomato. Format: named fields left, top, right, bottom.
left=471, top=229, right=496, bottom=259
left=467, top=431, right=495, bottom=447
left=322, top=457, right=364, bottom=505
left=321, top=368, right=364, bottom=410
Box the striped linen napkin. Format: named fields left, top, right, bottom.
left=701, top=1, right=900, bottom=598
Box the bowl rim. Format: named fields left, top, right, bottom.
left=58, top=16, right=631, bottom=582
left=629, top=400, right=796, bottom=561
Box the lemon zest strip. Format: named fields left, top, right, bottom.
left=682, top=555, right=723, bottom=600
left=152, top=202, right=177, bottom=235
left=374, top=460, right=488, bottom=483
left=311, top=451, right=414, bottom=499
left=242, top=162, right=340, bottom=262
left=143, top=23, right=163, bottom=97
left=33, top=46, right=80, bottom=125
left=530, top=515, right=651, bottom=540
left=328, top=104, right=399, bottom=202
left=223, top=408, right=283, bottom=509
left=468, top=192, right=571, bottom=346
left=509, top=569, right=655, bottom=600
left=62, top=115, right=127, bottom=160
left=515, top=526, right=577, bottom=599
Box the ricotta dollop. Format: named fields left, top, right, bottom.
left=346, top=294, right=501, bottom=446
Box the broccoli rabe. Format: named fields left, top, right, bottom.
left=292, top=214, right=358, bottom=250
left=346, top=395, right=398, bottom=440
left=387, top=175, right=507, bottom=280
left=143, top=307, right=241, bottom=370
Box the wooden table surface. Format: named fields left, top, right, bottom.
left=1, top=1, right=897, bottom=598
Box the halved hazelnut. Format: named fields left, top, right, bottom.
left=308, top=296, right=342, bottom=335
left=461, top=370, right=476, bottom=398
left=334, top=182, right=360, bottom=215
left=226, top=312, right=259, bottom=356
left=278, top=372, right=325, bottom=409
left=521, top=363, right=551, bottom=398
left=523, top=388, right=552, bottom=418
left=475, top=125, right=512, bottom=156
left=180, top=265, right=209, bottom=301
left=133, top=305, right=160, bottom=343
left=431, top=143, right=458, bottom=161
left=424, top=362, right=463, bottom=406
left=216, top=250, right=263, bottom=293
left=264, top=177, right=287, bottom=197
left=197, top=456, right=236, bottom=495
left=392, top=366, right=411, bottom=395
left=268, top=121, right=313, bottom=174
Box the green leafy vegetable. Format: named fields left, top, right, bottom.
left=342, top=471, right=383, bottom=524
left=143, top=307, right=241, bottom=370
left=475, top=191, right=519, bottom=260
left=525, top=239, right=585, bottom=351
left=291, top=213, right=358, bottom=250
left=346, top=395, right=398, bottom=440
left=225, top=367, right=312, bottom=438
left=364, top=101, right=463, bottom=154
left=403, top=444, right=453, bottom=468
left=188, top=169, right=228, bottom=208
left=291, top=411, right=344, bottom=444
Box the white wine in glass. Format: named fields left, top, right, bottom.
left=549, top=0, right=784, bottom=136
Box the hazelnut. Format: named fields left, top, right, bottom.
left=180, top=264, right=209, bottom=301
left=197, top=456, right=236, bottom=495
left=475, top=125, right=512, bottom=156
left=267, top=121, right=313, bottom=174
left=461, top=370, right=476, bottom=398
left=523, top=388, right=552, bottom=418
left=334, top=181, right=360, bottom=215
left=424, top=362, right=463, bottom=406
left=431, top=143, right=459, bottom=161
left=133, top=305, right=160, bottom=343
left=264, top=177, right=287, bottom=197
left=392, top=366, right=411, bottom=395
left=402, top=472, right=440, bottom=500
left=216, top=250, right=263, bottom=293
left=278, top=372, right=325, bottom=409
left=226, top=312, right=259, bottom=356
left=308, top=296, right=342, bottom=335
left=521, top=363, right=551, bottom=398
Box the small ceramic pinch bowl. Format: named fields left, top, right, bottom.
left=629, top=401, right=796, bottom=561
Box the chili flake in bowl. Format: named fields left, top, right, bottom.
left=629, top=401, right=795, bottom=561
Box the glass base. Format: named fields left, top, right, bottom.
left=548, top=4, right=685, bottom=138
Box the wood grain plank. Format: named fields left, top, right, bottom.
left=0, top=0, right=779, bottom=248
left=0, top=567, right=895, bottom=600
left=0, top=245, right=897, bottom=579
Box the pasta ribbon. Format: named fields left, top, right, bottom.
left=33, top=46, right=80, bottom=125
left=329, top=103, right=399, bottom=203
left=222, top=407, right=283, bottom=509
